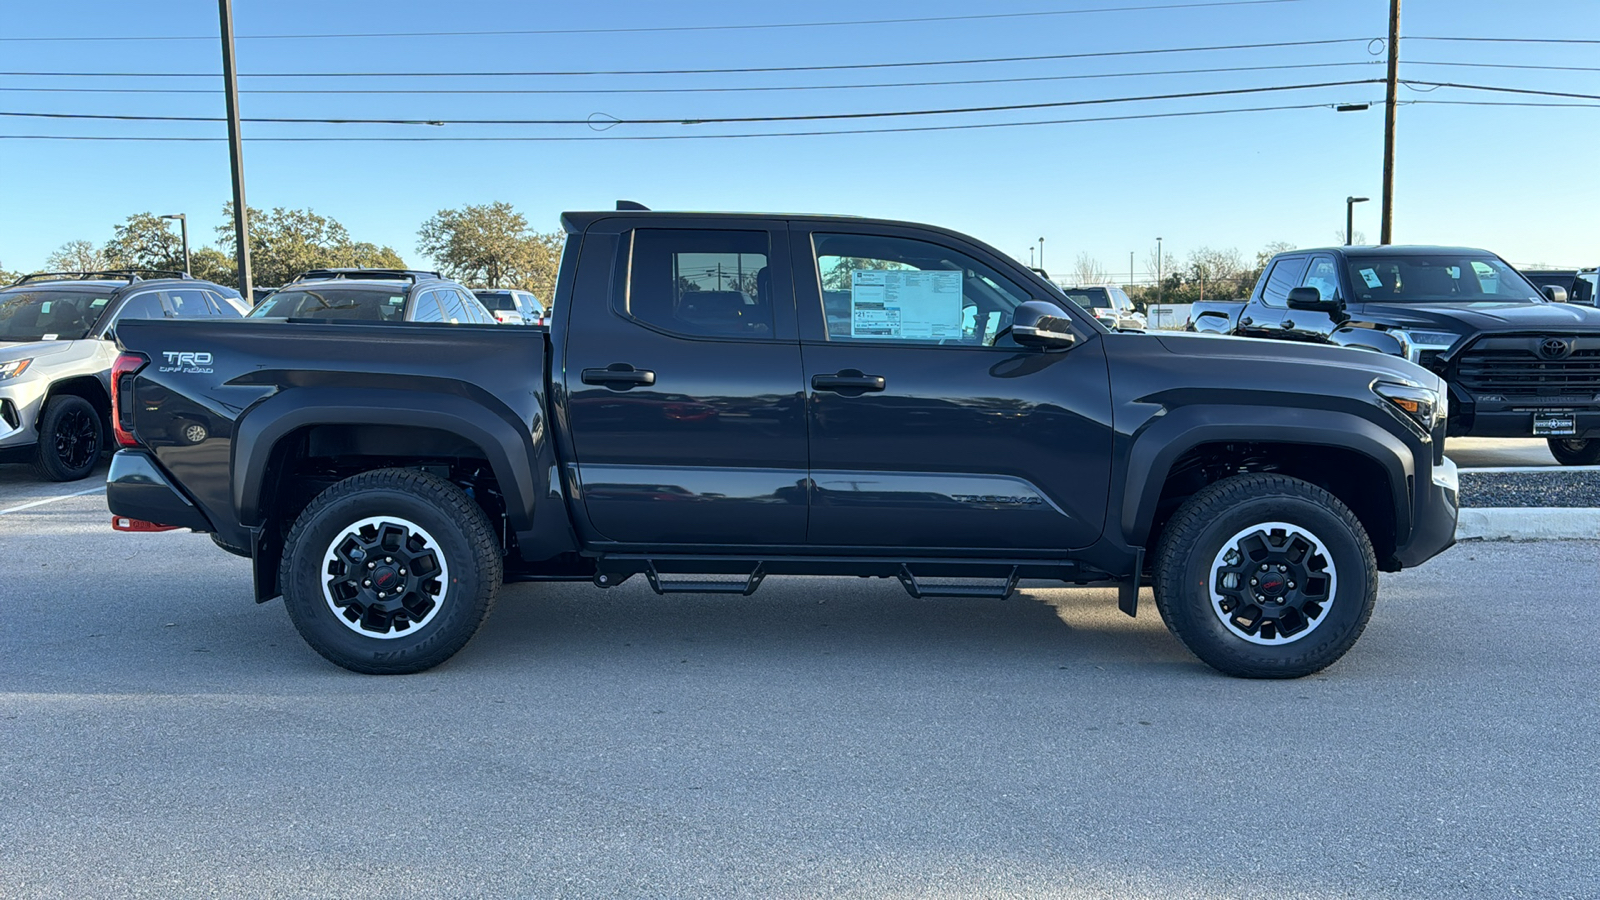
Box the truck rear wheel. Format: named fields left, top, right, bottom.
left=1152, top=474, right=1377, bottom=679
left=1547, top=438, right=1600, bottom=467
left=279, top=468, right=502, bottom=674
left=33, top=394, right=103, bottom=482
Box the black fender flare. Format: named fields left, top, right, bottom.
left=1120, top=405, right=1415, bottom=547
left=232, top=386, right=542, bottom=531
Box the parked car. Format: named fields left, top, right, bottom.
left=247, top=269, right=496, bottom=324
left=106, top=207, right=1457, bottom=679
left=473, top=288, right=548, bottom=326
left=1519, top=268, right=1596, bottom=306
left=0, top=269, right=240, bottom=480
left=1189, top=246, right=1600, bottom=465
left=1061, top=285, right=1145, bottom=330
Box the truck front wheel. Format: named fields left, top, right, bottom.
left=1152, top=474, right=1377, bottom=679
left=279, top=468, right=502, bottom=674
left=1547, top=438, right=1600, bottom=467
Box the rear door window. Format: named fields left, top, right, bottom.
left=164, top=288, right=216, bottom=317
left=412, top=290, right=445, bottom=322
left=436, top=288, right=468, bottom=323
left=115, top=292, right=167, bottom=320
left=622, top=229, right=775, bottom=339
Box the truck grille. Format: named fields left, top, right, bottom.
left=1453, top=335, right=1600, bottom=398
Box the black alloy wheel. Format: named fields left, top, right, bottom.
left=1153, top=473, right=1378, bottom=679
left=279, top=468, right=501, bottom=674
left=1547, top=438, right=1600, bottom=467
left=33, top=395, right=103, bottom=482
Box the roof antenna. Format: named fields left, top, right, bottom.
left=616, top=200, right=650, bottom=211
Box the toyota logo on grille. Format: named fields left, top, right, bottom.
left=1539, top=338, right=1573, bottom=360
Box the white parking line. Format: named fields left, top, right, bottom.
left=1458, top=465, right=1600, bottom=474
left=0, top=485, right=106, bottom=516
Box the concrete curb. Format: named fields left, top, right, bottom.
left=1456, top=507, right=1600, bottom=542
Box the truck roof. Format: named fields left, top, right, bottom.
left=1292, top=245, right=1506, bottom=258
left=559, top=209, right=975, bottom=237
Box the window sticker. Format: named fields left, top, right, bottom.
left=850, top=269, right=963, bottom=339
left=40, top=301, right=52, bottom=313
left=42, top=333, right=59, bottom=341
left=1359, top=268, right=1383, bottom=289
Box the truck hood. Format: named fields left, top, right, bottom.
left=1352, top=301, right=1600, bottom=334
left=0, top=339, right=80, bottom=362
left=1152, top=331, right=1437, bottom=387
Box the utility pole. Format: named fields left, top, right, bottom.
left=1381, top=0, right=1400, bottom=245
left=1038, top=237, right=1045, bottom=273
left=219, top=0, right=253, bottom=298
left=1129, top=251, right=1134, bottom=289
left=1156, top=237, right=1164, bottom=306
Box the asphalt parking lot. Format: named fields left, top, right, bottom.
left=1, top=461, right=1597, bottom=899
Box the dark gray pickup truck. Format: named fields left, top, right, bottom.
left=106, top=209, right=1459, bottom=679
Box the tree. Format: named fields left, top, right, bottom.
left=188, top=246, right=236, bottom=287
left=217, top=203, right=407, bottom=287
left=44, top=239, right=112, bottom=273
left=102, top=213, right=184, bottom=272
left=416, top=201, right=561, bottom=297
left=1069, top=252, right=1108, bottom=287
left=0, top=260, right=18, bottom=285
left=819, top=255, right=909, bottom=291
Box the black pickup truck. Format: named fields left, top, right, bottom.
left=1191, top=246, right=1600, bottom=465
left=105, top=209, right=1459, bottom=679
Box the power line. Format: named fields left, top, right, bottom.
left=0, top=79, right=1381, bottom=127
left=1401, top=81, right=1600, bottom=102
left=1408, top=99, right=1600, bottom=109
left=0, top=61, right=1382, bottom=96
left=0, top=101, right=1365, bottom=142
left=1409, top=36, right=1600, bottom=45
left=1405, top=60, right=1600, bottom=74
left=0, top=1, right=1308, bottom=42
left=0, top=38, right=1379, bottom=79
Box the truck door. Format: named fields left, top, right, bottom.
left=561, top=220, right=808, bottom=547
left=1279, top=254, right=1344, bottom=342
left=793, top=224, right=1114, bottom=551
left=1237, top=255, right=1306, bottom=336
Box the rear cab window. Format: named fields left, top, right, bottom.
left=620, top=229, right=776, bottom=339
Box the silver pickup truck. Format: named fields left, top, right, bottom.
left=0, top=271, right=240, bottom=480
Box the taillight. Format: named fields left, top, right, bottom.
left=112, top=516, right=179, bottom=532
left=111, top=352, right=148, bottom=447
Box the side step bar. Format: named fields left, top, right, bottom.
left=601, top=561, right=1024, bottom=601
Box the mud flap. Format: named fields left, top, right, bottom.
left=1118, top=547, right=1145, bottom=618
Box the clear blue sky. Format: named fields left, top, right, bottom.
left=0, top=0, right=1594, bottom=279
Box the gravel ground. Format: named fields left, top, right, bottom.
left=1459, top=469, right=1600, bottom=508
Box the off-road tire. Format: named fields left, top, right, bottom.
left=33, top=394, right=103, bottom=482
left=1152, top=473, right=1378, bottom=679
left=279, top=468, right=501, bottom=674
left=1547, top=438, right=1600, bottom=467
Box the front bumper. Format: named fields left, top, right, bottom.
left=1394, top=456, right=1458, bottom=568
left=0, top=377, right=49, bottom=450
left=1450, top=393, right=1600, bottom=440
left=105, top=449, right=214, bottom=531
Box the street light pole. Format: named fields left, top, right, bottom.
left=1038, top=237, right=1045, bottom=273
left=161, top=214, right=190, bottom=274
left=218, top=0, right=253, bottom=298
left=1345, top=196, right=1370, bottom=246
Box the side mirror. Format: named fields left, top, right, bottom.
left=1286, top=286, right=1343, bottom=313
left=1543, top=285, right=1569, bottom=303
left=1013, top=300, right=1078, bottom=349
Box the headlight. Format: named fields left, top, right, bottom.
left=1393, top=330, right=1459, bottom=363
left=1374, top=381, right=1446, bottom=432
left=0, top=358, right=32, bottom=381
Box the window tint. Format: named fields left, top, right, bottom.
left=625, top=229, right=773, bottom=339
left=116, top=292, right=166, bottom=321
left=1061, top=288, right=1109, bottom=312
left=249, top=286, right=407, bottom=320
left=1300, top=256, right=1341, bottom=301
left=436, top=288, right=468, bottom=323
left=412, top=291, right=445, bottom=322
left=164, top=288, right=215, bottom=317
left=1260, top=257, right=1310, bottom=307
left=0, top=289, right=113, bottom=341
left=814, top=232, right=1030, bottom=346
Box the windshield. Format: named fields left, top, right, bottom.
left=248, top=286, right=408, bottom=321
left=1346, top=254, right=1543, bottom=304
left=0, top=288, right=115, bottom=341
left=1060, top=288, right=1109, bottom=311
left=475, top=293, right=516, bottom=311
